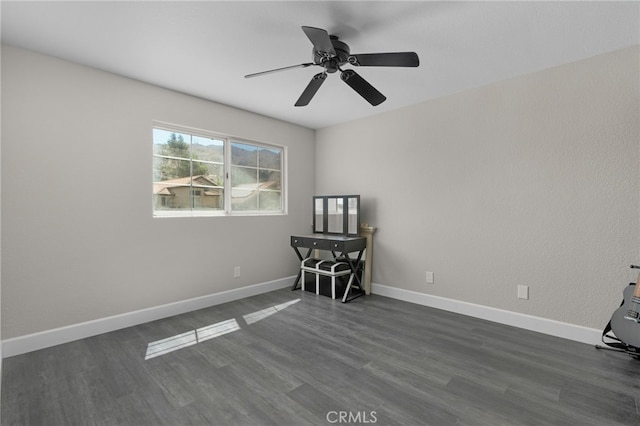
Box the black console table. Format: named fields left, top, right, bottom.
left=290, top=234, right=366, bottom=302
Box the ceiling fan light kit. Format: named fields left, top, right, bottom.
left=245, top=26, right=419, bottom=107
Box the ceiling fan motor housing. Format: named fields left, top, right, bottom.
left=313, top=36, right=350, bottom=73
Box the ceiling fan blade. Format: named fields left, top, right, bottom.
left=245, top=63, right=315, bottom=79
left=348, top=52, right=419, bottom=67
left=340, top=69, right=386, bottom=106
left=295, top=72, right=327, bottom=106
left=301, top=26, right=335, bottom=57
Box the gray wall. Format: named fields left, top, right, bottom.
left=1, top=46, right=315, bottom=339
left=316, top=46, right=640, bottom=330
left=0, top=46, right=2, bottom=381
left=2, top=43, right=639, bottom=343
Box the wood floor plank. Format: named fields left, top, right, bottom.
left=4, top=289, right=640, bottom=425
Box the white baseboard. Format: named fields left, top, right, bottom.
left=3, top=278, right=602, bottom=358
left=371, top=283, right=602, bottom=346
left=2, top=277, right=295, bottom=358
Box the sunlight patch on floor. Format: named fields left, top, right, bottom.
left=144, top=299, right=300, bottom=360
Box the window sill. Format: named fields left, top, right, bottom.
left=153, top=210, right=286, bottom=218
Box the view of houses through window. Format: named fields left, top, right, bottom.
left=153, top=125, right=283, bottom=216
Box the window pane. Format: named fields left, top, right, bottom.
left=231, top=190, right=258, bottom=211
left=192, top=136, right=224, bottom=163
left=231, top=143, right=258, bottom=167
left=193, top=161, right=224, bottom=185
left=230, top=142, right=282, bottom=212
left=258, top=191, right=281, bottom=211
left=153, top=157, right=192, bottom=181
left=259, top=170, right=281, bottom=190
left=258, top=147, right=281, bottom=170
left=153, top=182, right=192, bottom=210
left=192, top=174, right=224, bottom=210
left=153, top=129, right=191, bottom=159
left=191, top=185, right=223, bottom=210
left=231, top=166, right=257, bottom=186
left=231, top=166, right=258, bottom=210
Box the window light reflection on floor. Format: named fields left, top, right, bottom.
left=144, top=330, right=199, bottom=360
left=242, top=299, right=301, bottom=325
left=197, top=318, right=240, bottom=343
left=144, top=299, right=300, bottom=360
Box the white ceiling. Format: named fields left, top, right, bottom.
left=2, top=1, right=638, bottom=129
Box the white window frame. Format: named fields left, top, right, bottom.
left=152, top=121, right=287, bottom=218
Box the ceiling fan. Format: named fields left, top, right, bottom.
left=245, top=26, right=419, bottom=107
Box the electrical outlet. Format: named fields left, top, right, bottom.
left=517, top=285, right=529, bottom=300
left=234, top=266, right=241, bottom=278
left=426, top=271, right=434, bottom=284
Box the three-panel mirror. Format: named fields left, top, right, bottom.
left=313, top=195, right=360, bottom=236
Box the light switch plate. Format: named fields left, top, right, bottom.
left=517, top=285, right=529, bottom=299
left=426, top=271, right=434, bottom=284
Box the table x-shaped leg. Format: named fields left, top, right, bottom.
left=291, top=246, right=313, bottom=291
left=332, top=249, right=366, bottom=303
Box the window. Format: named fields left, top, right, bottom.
left=152, top=123, right=284, bottom=217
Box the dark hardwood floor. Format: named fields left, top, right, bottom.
left=2, top=288, right=640, bottom=425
